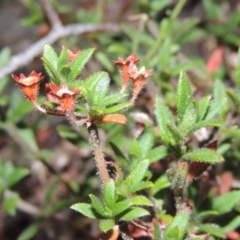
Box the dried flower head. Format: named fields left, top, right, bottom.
left=113, top=54, right=140, bottom=93
left=12, top=71, right=43, bottom=101
left=45, top=83, right=79, bottom=112
left=67, top=49, right=81, bottom=62
left=129, top=64, right=152, bottom=103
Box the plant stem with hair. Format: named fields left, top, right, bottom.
left=87, top=123, right=109, bottom=185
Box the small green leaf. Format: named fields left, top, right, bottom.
left=70, top=203, right=98, bottom=219
left=4, top=195, right=18, bottom=215
left=130, top=195, right=153, bottom=206
left=138, top=127, right=154, bottom=158
left=8, top=167, right=30, bottom=188
left=154, top=221, right=161, bottom=240
left=92, top=73, right=110, bottom=104
left=236, top=47, right=240, bottom=90
left=183, top=148, right=224, bottom=163
left=167, top=123, right=184, bottom=142
left=128, top=181, right=153, bottom=193
left=126, top=159, right=149, bottom=185
left=147, top=146, right=168, bottom=163
left=104, top=93, right=128, bottom=106
left=89, top=194, right=105, bottom=217
left=120, top=207, right=150, bottom=221
left=57, top=47, right=69, bottom=80
left=155, top=98, right=176, bottom=145
left=179, top=101, right=198, bottom=135
left=104, top=179, right=116, bottom=209
left=70, top=48, right=94, bottom=80
left=187, top=120, right=221, bottom=134
left=99, top=219, right=115, bottom=233
left=95, top=51, right=114, bottom=72
left=164, top=211, right=189, bottom=240
left=151, top=174, right=171, bottom=195
left=105, top=102, right=130, bottom=114
left=17, top=223, right=40, bottom=240
left=177, top=71, right=193, bottom=123
left=223, top=216, right=240, bottom=232
left=212, top=191, right=240, bottom=214
left=18, top=128, right=39, bottom=152
left=198, top=224, right=225, bottom=238
left=109, top=142, right=129, bottom=168
left=204, top=98, right=226, bottom=121
left=197, top=96, right=211, bottom=120
left=112, top=199, right=132, bottom=216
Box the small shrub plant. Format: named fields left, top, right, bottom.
left=10, top=44, right=231, bottom=239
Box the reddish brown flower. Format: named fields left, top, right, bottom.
left=129, top=65, right=152, bottom=103
left=113, top=54, right=140, bottom=93
left=45, top=83, right=79, bottom=112
left=67, top=49, right=81, bottom=62
left=12, top=71, right=43, bottom=101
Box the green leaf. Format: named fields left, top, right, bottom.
left=109, top=142, right=129, bottom=168
left=70, top=48, right=94, bottom=80
left=92, top=73, right=110, bottom=104
left=120, top=207, right=150, bottom=221
left=197, top=96, right=211, bottom=121
left=177, top=71, right=193, bottom=123
left=89, top=194, right=105, bottom=217
left=198, top=224, right=225, bottom=238
left=236, top=47, right=240, bottom=91
left=42, top=44, right=60, bottom=84
left=126, top=159, right=149, bottom=185
left=138, top=127, right=154, bottom=158
left=223, top=216, right=240, bottom=232
left=104, top=179, right=116, bottom=209
left=155, top=98, right=176, bottom=145
left=147, top=146, right=168, bottom=163
left=204, top=98, right=226, bottom=121
left=183, top=148, right=224, bottom=163
left=18, top=128, right=39, bottom=152
left=112, top=199, right=132, bottom=216
left=99, top=219, right=115, bottom=233
left=104, top=93, right=128, bottom=106
left=179, top=101, right=198, bottom=135
left=8, top=167, right=30, bottom=188
left=105, top=102, right=130, bottom=114
left=164, top=211, right=189, bottom=240
left=17, top=223, right=40, bottom=240
left=128, top=181, right=153, bottom=193
left=57, top=47, right=69, bottom=79
left=187, top=119, right=221, bottom=134
left=167, top=123, right=184, bottom=142
left=95, top=51, right=114, bottom=72
left=4, top=195, right=18, bottom=215
left=0, top=47, right=11, bottom=68
left=154, top=221, right=161, bottom=240
left=151, top=174, right=171, bottom=195
left=212, top=191, right=240, bottom=214
left=70, top=203, right=98, bottom=219
left=44, top=178, right=60, bottom=203
left=42, top=57, right=61, bottom=85
left=130, top=196, right=153, bottom=206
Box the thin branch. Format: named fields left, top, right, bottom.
left=87, top=123, right=109, bottom=185
left=0, top=23, right=120, bottom=80
left=40, top=0, right=62, bottom=29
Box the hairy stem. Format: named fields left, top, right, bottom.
left=87, top=123, right=109, bottom=185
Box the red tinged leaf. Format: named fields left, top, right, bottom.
left=207, top=46, right=224, bottom=74
left=94, top=114, right=127, bottom=124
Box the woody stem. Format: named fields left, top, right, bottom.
left=87, top=123, right=109, bottom=185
